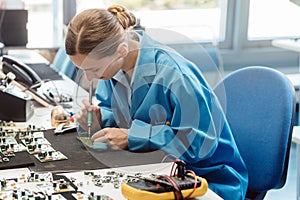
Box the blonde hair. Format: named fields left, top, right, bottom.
left=65, top=5, right=136, bottom=58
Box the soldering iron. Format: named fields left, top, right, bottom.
left=87, top=81, right=93, bottom=138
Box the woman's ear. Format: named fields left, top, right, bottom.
left=117, top=42, right=129, bottom=58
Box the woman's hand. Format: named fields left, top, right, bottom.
left=91, top=128, right=129, bottom=150
left=75, top=99, right=102, bottom=133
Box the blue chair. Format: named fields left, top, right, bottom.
left=52, top=44, right=77, bottom=79
left=213, top=66, right=296, bottom=199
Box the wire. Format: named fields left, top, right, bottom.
left=161, top=154, right=178, bottom=163
left=169, top=158, right=199, bottom=199
left=163, top=175, right=184, bottom=200
left=170, top=158, right=186, bottom=178
left=185, top=170, right=198, bottom=199
left=30, top=79, right=50, bottom=90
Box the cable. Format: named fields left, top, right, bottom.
left=185, top=170, right=198, bottom=199
left=162, top=175, right=184, bottom=200
left=161, top=154, right=178, bottom=163
left=30, top=79, right=51, bottom=90
left=170, top=159, right=198, bottom=199
left=170, top=159, right=186, bottom=179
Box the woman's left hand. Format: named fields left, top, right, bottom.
left=91, top=128, right=128, bottom=150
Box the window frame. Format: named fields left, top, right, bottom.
left=64, top=0, right=299, bottom=71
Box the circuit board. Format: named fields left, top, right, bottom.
left=0, top=170, right=115, bottom=200
left=0, top=171, right=76, bottom=199
left=77, top=136, right=108, bottom=151
left=0, top=124, right=68, bottom=165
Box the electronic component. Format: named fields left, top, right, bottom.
left=0, top=124, right=68, bottom=163
left=77, top=136, right=108, bottom=151
left=34, top=150, right=67, bottom=162
left=51, top=106, right=70, bottom=128
left=0, top=172, right=77, bottom=199
left=121, top=159, right=208, bottom=200
left=54, top=123, right=77, bottom=135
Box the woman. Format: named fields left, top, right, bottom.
left=65, top=5, right=248, bottom=199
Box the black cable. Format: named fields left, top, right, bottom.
left=0, top=10, right=6, bottom=43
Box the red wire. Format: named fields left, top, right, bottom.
left=168, top=159, right=198, bottom=199
left=163, top=175, right=183, bottom=200
left=184, top=170, right=198, bottom=199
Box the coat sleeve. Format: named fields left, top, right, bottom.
left=128, top=70, right=225, bottom=164
left=95, top=80, right=117, bottom=128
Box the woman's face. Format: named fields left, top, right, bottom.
left=70, top=52, right=123, bottom=81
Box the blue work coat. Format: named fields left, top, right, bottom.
left=95, top=31, right=248, bottom=199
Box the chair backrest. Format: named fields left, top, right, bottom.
left=213, top=66, right=296, bottom=199
left=52, top=45, right=77, bottom=79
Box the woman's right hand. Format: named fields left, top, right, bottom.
left=75, top=99, right=102, bottom=133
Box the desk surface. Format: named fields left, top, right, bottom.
left=8, top=78, right=221, bottom=199
left=19, top=78, right=89, bottom=129
left=61, top=162, right=223, bottom=200
left=292, top=126, right=300, bottom=144
left=272, top=39, right=300, bottom=53
left=0, top=164, right=222, bottom=200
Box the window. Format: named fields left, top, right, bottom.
left=20, top=0, right=300, bottom=71
left=23, top=0, right=63, bottom=48
left=248, top=0, right=300, bottom=40
left=76, top=0, right=227, bottom=44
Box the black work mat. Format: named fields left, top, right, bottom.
left=28, top=63, right=63, bottom=81
left=29, top=129, right=165, bottom=173
left=28, top=129, right=106, bottom=173
left=0, top=151, right=35, bottom=170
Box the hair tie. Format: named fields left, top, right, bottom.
left=108, top=5, right=125, bottom=16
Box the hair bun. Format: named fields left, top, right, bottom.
left=108, top=5, right=136, bottom=30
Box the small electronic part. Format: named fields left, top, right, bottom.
left=72, top=192, right=113, bottom=200
left=19, top=130, right=44, bottom=140
left=76, top=170, right=125, bottom=190
left=34, top=150, right=68, bottom=163
left=41, top=85, right=73, bottom=104
left=27, top=143, right=55, bottom=155
left=121, top=159, right=208, bottom=200
left=21, top=136, right=53, bottom=155
left=0, top=128, right=18, bottom=138
left=0, top=129, right=27, bottom=157
left=26, top=171, right=53, bottom=182
left=51, top=105, right=70, bottom=128
left=0, top=120, right=15, bottom=127
left=2, top=157, right=10, bottom=162
left=54, top=122, right=77, bottom=135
